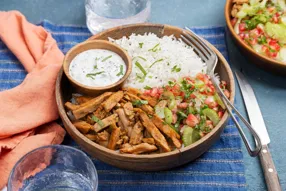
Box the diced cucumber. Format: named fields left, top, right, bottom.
left=202, top=108, right=220, bottom=126
left=164, top=107, right=173, bottom=124
left=194, top=80, right=205, bottom=88
left=214, top=93, right=225, bottom=109
left=187, top=106, right=195, bottom=114
left=155, top=105, right=165, bottom=118
left=169, top=99, right=176, bottom=110
left=182, top=126, right=201, bottom=146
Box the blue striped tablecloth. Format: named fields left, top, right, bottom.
left=0, top=21, right=246, bottom=191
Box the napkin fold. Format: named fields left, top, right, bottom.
left=0, top=11, right=65, bottom=188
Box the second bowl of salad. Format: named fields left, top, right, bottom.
left=225, top=0, right=286, bottom=74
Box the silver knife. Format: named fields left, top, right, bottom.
left=235, top=71, right=281, bottom=191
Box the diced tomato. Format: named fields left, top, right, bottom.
left=267, top=7, right=275, bottom=13
left=249, top=38, right=258, bottom=45
left=180, top=91, right=185, bottom=98
left=262, top=45, right=269, bottom=53
left=244, top=33, right=249, bottom=39
left=269, top=51, right=278, bottom=58
left=186, top=114, right=199, bottom=127
left=223, top=89, right=230, bottom=99
left=144, top=89, right=151, bottom=96
left=239, top=23, right=246, bottom=32
left=196, top=73, right=209, bottom=84
left=206, top=120, right=213, bottom=126
left=158, top=87, right=164, bottom=94
left=178, top=102, right=188, bottom=109
left=239, top=33, right=245, bottom=40
left=269, top=40, right=280, bottom=51
left=249, top=29, right=260, bottom=38
left=218, top=111, right=224, bottom=118
left=231, top=18, right=238, bottom=27
left=190, top=93, right=196, bottom=99
left=150, top=88, right=158, bottom=97
left=272, top=15, right=279, bottom=23
left=256, top=26, right=264, bottom=34
left=204, top=96, right=218, bottom=108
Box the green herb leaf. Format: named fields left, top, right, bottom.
left=148, top=43, right=160, bottom=52
left=94, top=64, right=98, bottom=69
left=135, top=61, right=147, bottom=82
left=137, top=56, right=147, bottom=61
left=139, top=42, right=144, bottom=48
left=132, top=99, right=148, bottom=106
left=86, top=71, right=105, bottom=79
left=102, top=55, right=112, bottom=62
left=91, top=115, right=104, bottom=127
left=257, top=35, right=267, bottom=44
left=144, top=85, right=152, bottom=90
left=171, top=65, right=181, bottom=73
left=116, top=65, right=124, bottom=76
left=168, top=80, right=175, bottom=86
left=149, top=58, right=164, bottom=68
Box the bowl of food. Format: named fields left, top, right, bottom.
left=56, top=23, right=235, bottom=171
left=63, top=40, right=132, bottom=96
left=225, top=0, right=286, bottom=74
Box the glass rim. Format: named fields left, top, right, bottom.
left=7, top=144, right=98, bottom=191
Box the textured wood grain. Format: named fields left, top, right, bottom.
left=56, top=24, right=235, bottom=171
left=259, top=145, right=282, bottom=191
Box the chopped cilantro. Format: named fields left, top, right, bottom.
left=101, top=55, right=112, bottom=62
left=86, top=71, right=105, bottom=79
left=116, top=65, right=124, bottom=76
left=257, top=36, right=267, bottom=44
left=137, top=56, right=147, bottom=61
left=139, top=42, right=144, bottom=48
left=148, top=43, right=160, bottom=52
left=144, top=86, right=152, bottom=90
left=149, top=58, right=164, bottom=68
left=91, top=115, right=104, bottom=127
left=171, top=65, right=181, bottom=73
left=132, top=100, right=148, bottom=106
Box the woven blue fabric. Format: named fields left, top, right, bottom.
left=0, top=21, right=246, bottom=191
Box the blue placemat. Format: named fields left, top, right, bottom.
left=0, top=21, right=246, bottom=191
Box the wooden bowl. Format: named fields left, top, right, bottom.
left=56, top=24, right=235, bottom=171
left=225, top=0, right=286, bottom=74
left=63, top=40, right=132, bottom=96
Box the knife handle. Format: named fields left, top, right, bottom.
left=259, top=145, right=281, bottom=191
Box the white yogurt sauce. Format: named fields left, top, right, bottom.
left=69, top=49, right=126, bottom=87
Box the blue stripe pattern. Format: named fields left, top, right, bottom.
left=0, top=21, right=246, bottom=191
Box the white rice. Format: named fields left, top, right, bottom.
left=109, top=33, right=207, bottom=90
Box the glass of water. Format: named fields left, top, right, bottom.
left=85, top=0, right=151, bottom=34
left=8, top=145, right=98, bottom=191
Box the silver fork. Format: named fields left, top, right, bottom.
left=181, top=27, right=262, bottom=157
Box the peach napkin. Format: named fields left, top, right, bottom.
left=0, top=11, right=66, bottom=188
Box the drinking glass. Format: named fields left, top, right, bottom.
left=85, top=0, right=151, bottom=34
left=8, top=145, right=98, bottom=191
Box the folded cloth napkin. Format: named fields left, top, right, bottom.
left=0, top=11, right=66, bottom=188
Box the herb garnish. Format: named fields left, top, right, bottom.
left=149, top=58, right=164, bottom=68
left=148, top=43, right=160, bottom=52
left=139, top=42, right=144, bottom=48
left=132, top=100, right=148, bottom=106
left=180, top=79, right=194, bottom=98
left=171, top=65, right=181, bottom=73
left=144, top=85, right=152, bottom=90
left=137, top=56, right=147, bottom=61
left=94, top=65, right=98, bottom=69
left=135, top=61, right=147, bottom=82
left=102, top=55, right=112, bottom=62
left=91, top=115, right=104, bottom=127
left=86, top=71, right=105, bottom=79
left=116, top=65, right=124, bottom=76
